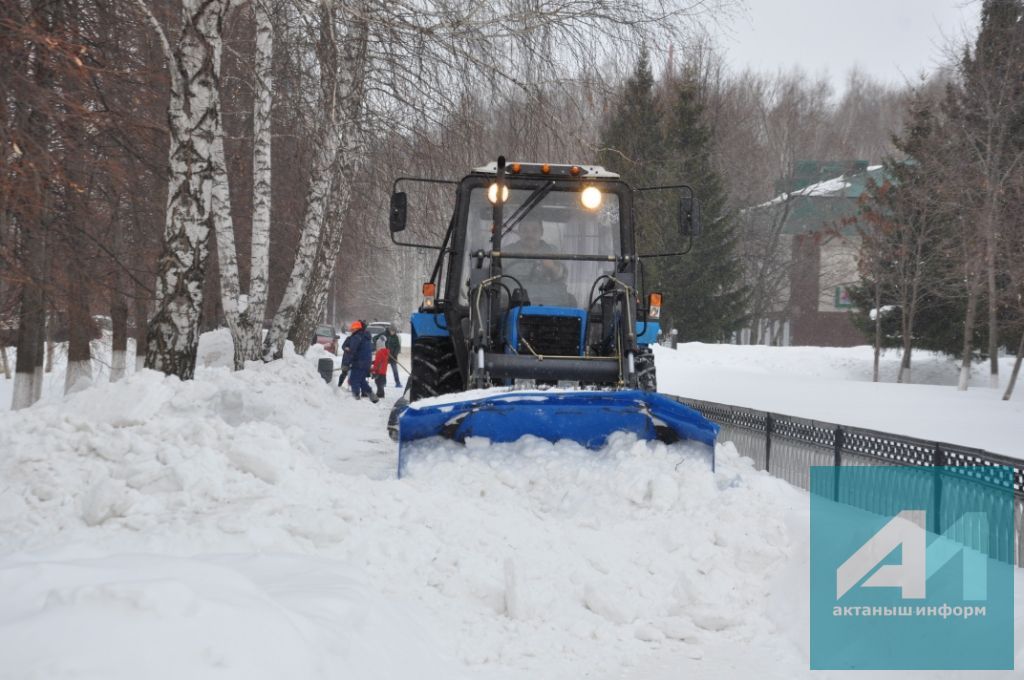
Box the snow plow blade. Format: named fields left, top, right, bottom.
left=396, top=390, right=718, bottom=478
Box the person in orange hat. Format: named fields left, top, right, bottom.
left=337, top=321, right=360, bottom=387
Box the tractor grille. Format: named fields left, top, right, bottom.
left=517, top=315, right=581, bottom=356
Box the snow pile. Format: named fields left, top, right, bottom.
left=394, top=437, right=800, bottom=672
left=0, top=553, right=455, bottom=679
left=0, top=336, right=812, bottom=678
left=0, top=347, right=369, bottom=553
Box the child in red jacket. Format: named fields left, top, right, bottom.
left=371, top=345, right=390, bottom=399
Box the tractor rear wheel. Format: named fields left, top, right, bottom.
left=410, top=336, right=462, bottom=402
left=636, top=347, right=657, bottom=392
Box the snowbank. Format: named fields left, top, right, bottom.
left=0, top=334, right=814, bottom=678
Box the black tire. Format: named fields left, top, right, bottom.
left=636, top=347, right=657, bottom=392
left=410, top=336, right=463, bottom=402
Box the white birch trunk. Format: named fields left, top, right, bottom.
left=263, top=6, right=368, bottom=360
left=263, top=125, right=342, bottom=360
left=242, top=0, right=274, bottom=363
left=288, top=160, right=356, bottom=350
left=206, top=0, right=273, bottom=370
left=142, top=0, right=229, bottom=381
left=210, top=131, right=245, bottom=359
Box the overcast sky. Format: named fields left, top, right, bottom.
left=713, top=0, right=981, bottom=96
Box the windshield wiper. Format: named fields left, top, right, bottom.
left=501, top=181, right=555, bottom=237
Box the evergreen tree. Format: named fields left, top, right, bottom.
left=597, top=50, right=662, bottom=186
left=853, top=96, right=975, bottom=362
left=654, top=73, right=748, bottom=341
left=599, top=54, right=747, bottom=342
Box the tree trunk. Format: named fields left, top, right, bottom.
left=244, top=0, right=274, bottom=362
left=133, top=291, right=148, bottom=373
left=0, top=347, right=10, bottom=380
left=985, top=198, right=999, bottom=387
left=12, top=278, right=45, bottom=410
left=1002, top=332, right=1024, bottom=401
left=262, top=120, right=342, bottom=360
left=64, top=265, right=95, bottom=394
left=207, top=0, right=273, bottom=370
left=263, top=4, right=368, bottom=361
left=35, top=304, right=46, bottom=402
left=288, top=164, right=353, bottom=352
left=110, top=292, right=129, bottom=382
left=958, top=285, right=979, bottom=391
left=898, top=343, right=912, bottom=385
left=872, top=282, right=881, bottom=383
left=144, top=0, right=230, bottom=381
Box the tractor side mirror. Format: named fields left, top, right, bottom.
left=389, top=191, right=408, bottom=233
left=680, top=195, right=702, bottom=237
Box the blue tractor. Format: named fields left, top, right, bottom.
left=388, top=157, right=718, bottom=476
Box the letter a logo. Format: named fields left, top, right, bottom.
left=837, top=510, right=926, bottom=600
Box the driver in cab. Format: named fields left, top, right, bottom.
left=502, top=218, right=573, bottom=305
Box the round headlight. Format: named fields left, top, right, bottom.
left=487, top=183, right=509, bottom=204
left=580, top=186, right=603, bottom=210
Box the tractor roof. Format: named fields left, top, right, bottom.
left=472, top=161, right=620, bottom=179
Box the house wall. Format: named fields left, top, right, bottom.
left=788, top=234, right=863, bottom=347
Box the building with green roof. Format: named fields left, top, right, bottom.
left=740, top=160, right=888, bottom=346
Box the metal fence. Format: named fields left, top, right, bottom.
left=674, top=398, right=1024, bottom=567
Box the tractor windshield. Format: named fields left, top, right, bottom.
left=460, top=186, right=621, bottom=307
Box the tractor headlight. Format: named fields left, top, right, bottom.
left=580, top=186, right=602, bottom=210
left=487, top=183, right=509, bottom=204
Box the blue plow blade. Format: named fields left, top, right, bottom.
left=396, top=390, right=719, bottom=478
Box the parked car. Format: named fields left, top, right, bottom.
left=313, top=324, right=340, bottom=354
left=365, top=321, right=391, bottom=343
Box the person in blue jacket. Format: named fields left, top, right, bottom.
left=337, top=324, right=357, bottom=386
left=346, top=320, right=378, bottom=402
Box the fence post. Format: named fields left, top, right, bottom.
left=765, top=413, right=773, bottom=473
left=932, top=444, right=945, bottom=535
left=833, top=426, right=844, bottom=502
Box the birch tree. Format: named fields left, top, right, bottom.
left=137, top=0, right=230, bottom=380
left=209, top=0, right=275, bottom=369
left=263, top=0, right=368, bottom=360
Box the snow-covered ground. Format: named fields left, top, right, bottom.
left=658, top=343, right=1024, bottom=460
left=0, top=333, right=1021, bottom=678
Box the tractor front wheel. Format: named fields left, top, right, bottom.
left=410, top=336, right=462, bottom=402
